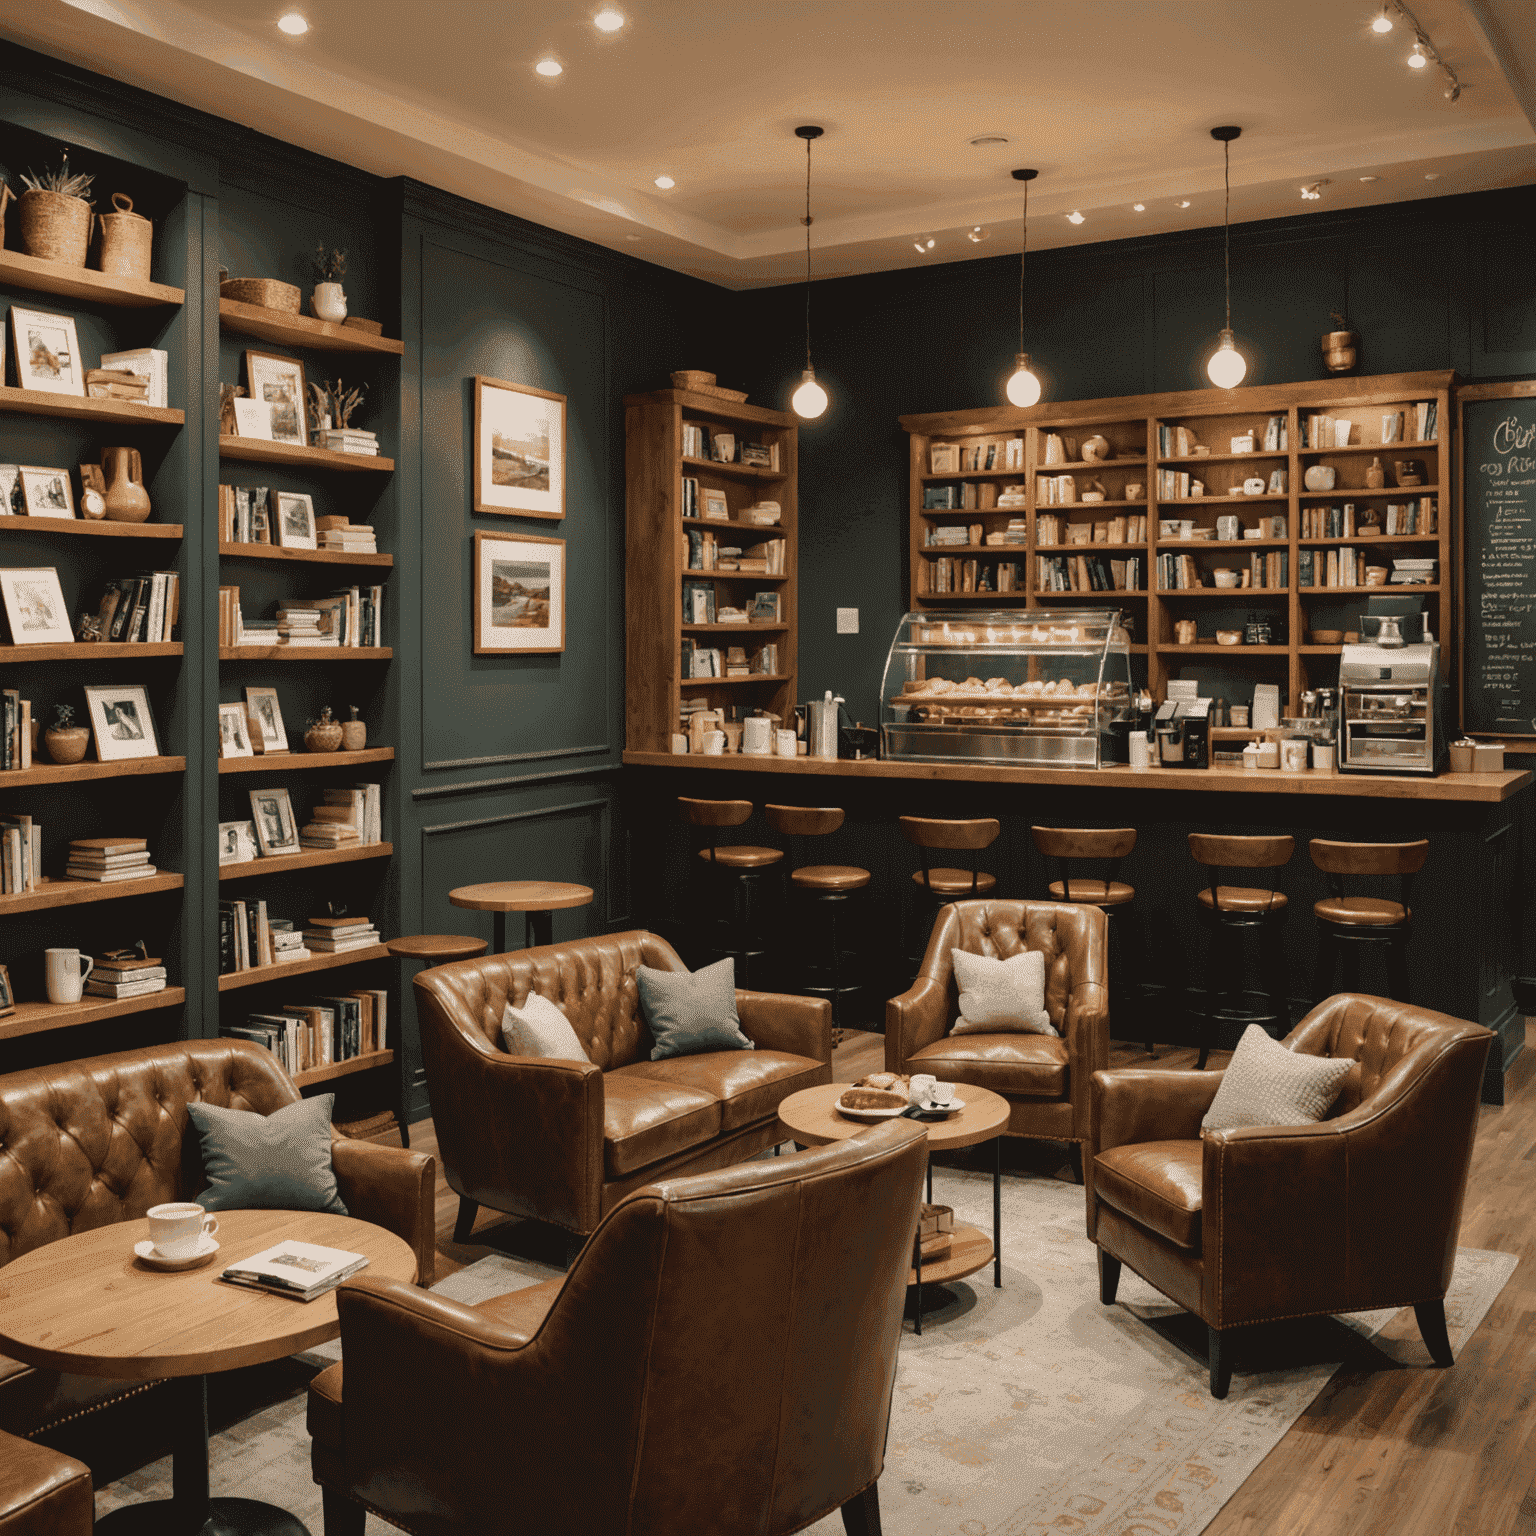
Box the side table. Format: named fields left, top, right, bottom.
left=448, top=880, right=594, bottom=953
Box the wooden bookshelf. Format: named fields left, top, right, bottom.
left=219, top=541, right=392, bottom=568
left=0, top=386, right=183, bottom=427
left=217, top=944, right=390, bottom=991
left=218, top=298, right=404, bottom=355
left=218, top=436, right=394, bottom=473
left=218, top=748, right=395, bottom=775
left=293, top=1049, right=394, bottom=1089
left=0, top=873, right=183, bottom=916
left=0, top=642, right=182, bottom=663
left=679, top=674, right=791, bottom=688
left=0, top=756, right=185, bottom=785
left=0, top=987, right=186, bottom=1044
left=679, top=456, right=788, bottom=483
left=0, top=247, right=184, bottom=308
left=218, top=843, right=393, bottom=882
left=219, top=645, right=392, bottom=662
left=0, top=518, right=183, bottom=541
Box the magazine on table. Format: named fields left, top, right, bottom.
left=219, top=1240, right=369, bottom=1301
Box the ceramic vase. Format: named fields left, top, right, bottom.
left=45, top=726, right=90, bottom=764
left=101, top=446, right=152, bottom=523
left=305, top=707, right=343, bottom=753
left=1365, top=457, right=1386, bottom=490
left=340, top=706, right=367, bottom=751
left=312, top=282, right=348, bottom=323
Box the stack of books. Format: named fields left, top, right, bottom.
left=299, top=804, right=362, bottom=850
left=274, top=606, right=338, bottom=646
left=221, top=898, right=311, bottom=973
left=1391, top=557, right=1438, bottom=585
left=269, top=918, right=307, bottom=965
left=82, top=572, right=180, bottom=643
left=2, top=691, right=34, bottom=771
left=0, top=814, right=41, bottom=894
left=66, top=837, right=156, bottom=883
left=302, top=915, right=382, bottom=952
left=315, top=517, right=377, bottom=554
left=220, top=1241, right=369, bottom=1302
left=741, top=501, right=781, bottom=526
left=85, top=367, right=149, bottom=403
left=85, top=954, right=167, bottom=999
left=101, top=348, right=168, bottom=409
left=312, top=427, right=379, bottom=456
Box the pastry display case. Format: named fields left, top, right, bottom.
left=880, top=608, right=1134, bottom=767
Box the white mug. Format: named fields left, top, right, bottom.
left=702, top=730, right=725, bottom=755
left=775, top=729, right=797, bottom=757
left=45, top=948, right=93, bottom=1005
left=741, top=716, right=772, bottom=754
left=929, top=1081, right=955, bottom=1108
left=147, top=1202, right=219, bottom=1259
left=1281, top=739, right=1309, bottom=773
left=908, top=1073, right=937, bottom=1107
left=1312, top=744, right=1336, bottom=773
left=1129, top=732, right=1151, bottom=769
left=1216, top=515, right=1240, bottom=541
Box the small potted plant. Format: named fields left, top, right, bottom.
left=17, top=152, right=95, bottom=267
left=311, top=244, right=348, bottom=323
left=45, top=703, right=90, bottom=764
left=1321, top=310, right=1358, bottom=374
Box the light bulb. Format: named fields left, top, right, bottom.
left=1206, top=330, right=1247, bottom=389
left=654, top=175, right=675, bottom=189
left=1372, top=5, right=1393, bottom=32
left=1175, top=199, right=1191, bottom=208
left=1408, top=42, right=1427, bottom=67
left=792, top=368, right=828, bottom=419
left=277, top=12, right=308, bottom=33
left=1066, top=211, right=1085, bottom=225
left=1005, top=354, right=1041, bottom=407
left=594, top=7, right=625, bottom=30
left=535, top=58, right=563, bottom=76
left=1133, top=203, right=1146, bottom=212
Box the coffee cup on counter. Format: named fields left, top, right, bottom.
left=702, top=730, right=725, bottom=755
left=1280, top=738, right=1309, bottom=772
left=742, top=716, right=772, bottom=755
left=775, top=729, right=797, bottom=757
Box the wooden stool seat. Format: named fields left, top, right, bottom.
left=697, top=845, right=784, bottom=869
left=791, top=864, right=871, bottom=892
left=1197, top=886, right=1289, bottom=914
left=385, top=934, right=488, bottom=963
left=1314, top=895, right=1408, bottom=927
left=912, top=867, right=998, bottom=897
left=1048, top=877, right=1134, bottom=907
left=1310, top=838, right=1427, bottom=1004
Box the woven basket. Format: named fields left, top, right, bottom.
left=95, top=194, right=152, bottom=280
left=672, top=371, right=748, bottom=403
left=220, top=277, right=301, bottom=314
left=17, top=189, right=92, bottom=267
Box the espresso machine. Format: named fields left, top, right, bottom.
left=1339, top=633, right=1444, bottom=775
left=1153, top=698, right=1211, bottom=769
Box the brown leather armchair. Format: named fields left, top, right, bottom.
left=413, top=930, right=832, bottom=1242
left=0, top=1433, right=91, bottom=1536
left=887, top=899, right=1109, bottom=1174
left=308, top=1119, right=928, bottom=1536
left=1086, top=994, right=1493, bottom=1398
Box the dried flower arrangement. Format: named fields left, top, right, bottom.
left=312, top=244, right=347, bottom=282
left=308, top=378, right=366, bottom=431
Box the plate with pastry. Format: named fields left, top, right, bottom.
left=834, top=1086, right=911, bottom=1122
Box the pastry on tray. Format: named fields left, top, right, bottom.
left=837, top=1087, right=908, bottom=1113
left=855, top=1071, right=909, bottom=1093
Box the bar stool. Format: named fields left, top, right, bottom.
left=764, top=804, right=870, bottom=1029
left=1032, top=826, right=1152, bottom=1053
left=899, top=815, right=999, bottom=967
left=1310, top=838, right=1428, bottom=1001
left=678, top=797, right=783, bottom=982
left=1188, top=833, right=1295, bottom=1070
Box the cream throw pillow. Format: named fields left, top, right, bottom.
left=950, top=947, right=1056, bottom=1036
left=1201, top=1024, right=1352, bottom=1132
left=501, top=991, right=589, bottom=1062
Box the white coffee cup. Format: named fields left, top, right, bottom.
left=702, top=730, right=725, bottom=755
left=929, top=1082, right=955, bottom=1108
left=1281, top=739, right=1308, bottom=773
left=775, top=729, right=798, bottom=757
left=1312, top=744, right=1336, bottom=773
left=1129, top=732, right=1151, bottom=769
left=45, top=948, right=93, bottom=1006
left=908, top=1073, right=937, bottom=1107
left=741, top=716, right=772, bottom=754
left=147, top=1202, right=219, bottom=1259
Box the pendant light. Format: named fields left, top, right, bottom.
left=1004, top=168, right=1042, bottom=407
left=1205, top=125, right=1247, bottom=390
left=790, top=125, right=828, bottom=420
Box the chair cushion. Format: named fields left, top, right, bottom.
left=790, top=864, right=871, bottom=891
left=1093, top=1141, right=1204, bottom=1249
left=949, top=947, right=1055, bottom=1036
left=186, top=1094, right=346, bottom=1215
left=909, top=1033, right=1068, bottom=1098
left=697, top=846, right=783, bottom=869
left=1197, top=886, right=1288, bottom=913
left=1313, top=896, right=1408, bottom=927
left=601, top=1075, right=722, bottom=1176
left=614, top=1050, right=825, bottom=1133
left=913, top=867, right=998, bottom=897
left=501, top=992, right=588, bottom=1061
left=306, top=1361, right=344, bottom=1455
left=1202, top=1023, right=1354, bottom=1132
left=637, top=958, right=754, bottom=1061
left=1047, top=878, right=1134, bottom=907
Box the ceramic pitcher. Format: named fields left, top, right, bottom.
left=101, top=446, right=152, bottom=523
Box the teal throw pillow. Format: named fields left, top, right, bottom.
left=637, top=957, right=754, bottom=1061
left=187, top=1093, right=348, bottom=1215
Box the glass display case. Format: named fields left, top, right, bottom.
left=879, top=608, right=1134, bottom=767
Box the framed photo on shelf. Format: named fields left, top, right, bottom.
left=243, top=686, right=288, bottom=753
left=273, top=491, right=317, bottom=549
left=231, top=398, right=275, bottom=439
left=83, top=683, right=160, bottom=760
left=18, top=467, right=75, bottom=519
left=0, top=963, right=12, bottom=1017
left=218, top=701, right=254, bottom=758
left=472, top=375, right=565, bottom=520
left=218, top=820, right=258, bottom=866
left=9, top=307, right=84, bottom=396
left=248, top=787, right=301, bottom=856
left=244, top=351, right=309, bottom=448
left=929, top=443, right=959, bottom=475
left=0, top=465, right=25, bottom=515
left=0, top=567, right=74, bottom=644
left=473, top=529, right=564, bottom=655
left=702, top=489, right=729, bottom=520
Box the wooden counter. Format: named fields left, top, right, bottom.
left=622, top=750, right=1531, bottom=804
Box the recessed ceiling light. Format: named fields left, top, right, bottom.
left=1301, top=180, right=1328, bottom=200
left=594, top=7, right=625, bottom=30
left=1424, top=172, right=1440, bottom=180
left=1132, top=202, right=1146, bottom=212
left=912, top=237, right=936, bottom=253
left=1372, top=4, right=1394, bottom=32
left=968, top=135, right=1009, bottom=147
left=535, top=58, right=563, bottom=77
left=1066, top=211, right=1084, bottom=224
left=1359, top=174, right=1380, bottom=182
left=624, top=234, right=642, bottom=241
left=1175, top=199, right=1191, bottom=208
left=277, top=12, right=308, bottom=34
left=654, top=175, right=675, bottom=190
left=1408, top=41, right=1428, bottom=67
left=966, top=227, right=989, bottom=243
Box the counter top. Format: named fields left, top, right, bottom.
left=622, top=750, right=1532, bottom=803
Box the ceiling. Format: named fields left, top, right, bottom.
left=6, top=0, right=1534, bottom=288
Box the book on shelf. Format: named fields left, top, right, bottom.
left=0, top=814, right=41, bottom=894
left=99, top=348, right=168, bottom=409
left=2, top=692, right=33, bottom=772
left=311, top=430, right=378, bottom=456
left=220, top=1241, right=369, bottom=1302
left=65, top=836, right=155, bottom=884
left=85, top=368, right=150, bottom=402
left=220, top=486, right=275, bottom=545
left=78, top=571, right=179, bottom=644
left=85, top=973, right=168, bottom=998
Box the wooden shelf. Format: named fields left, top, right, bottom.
left=914, top=591, right=1029, bottom=603
left=218, top=436, right=394, bottom=474
left=219, top=645, right=392, bottom=661
left=0, top=642, right=181, bottom=663
left=0, top=248, right=185, bottom=308
left=0, top=873, right=183, bottom=916
left=1299, top=644, right=1346, bottom=654
left=1032, top=590, right=1146, bottom=606
left=1298, top=485, right=1441, bottom=499
left=0, top=986, right=185, bottom=1044
left=218, top=748, right=395, bottom=775
left=1157, top=494, right=1289, bottom=505
left=679, top=456, right=786, bottom=482
left=1158, top=587, right=1287, bottom=598
left=0, top=517, right=183, bottom=541
left=680, top=623, right=788, bottom=634
left=681, top=571, right=787, bottom=583
left=922, top=545, right=1025, bottom=557
left=0, top=756, right=185, bottom=786
left=1035, top=542, right=1147, bottom=552
left=1156, top=451, right=1285, bottom=466
left=0, top=386, right=183, bottom=427
left=1155, top=537, right=1287, bottom=550
left=293, top=1049, right=394, bottom=1088
left=218, top=843, right=393, bottom=881
left=680, top=517, right=785, bottom=535
left=679, top=675, right=791, bottom=688
left=218, top=299, right=404, bottom=355
left=1299, top=584, right=1440, bottom=595
left=1299, top=534, right=1440, bottom=545
left=1298, top=441, right=1440, bottom=456
left=1157, top=644, right=1290, bottom=655
left=219, top=541, right=391, bottom=568
left=1030, top=499, right=1146, bottom=509
left=218, top=944, right=391, bottom=991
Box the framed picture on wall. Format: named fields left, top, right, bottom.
left=473, top=376, right=566, bottom=520
left=473, top=529, right=564, bottom=655
left=244, top=351, right=309, bottom=448
left=10, top=307, right=84, bottom=396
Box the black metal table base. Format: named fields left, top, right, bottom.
left=490, top=909, right=553, bottom=954
left=911, top=1134, right=1003, bottom=1335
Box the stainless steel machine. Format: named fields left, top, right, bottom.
left=1339, top=640, right=1443, bottom=775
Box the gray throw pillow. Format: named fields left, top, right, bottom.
left=636, top=957, right=754, bottom=1061
left=950, top=947, right=1057, bottom=1035
left=187, top=1093, right=347, bottom=1214
left=1202, top=1025, right=1353, bottom=1132
left=501, top=991, right=589, bottom=1061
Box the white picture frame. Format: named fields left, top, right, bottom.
left=245, top=351, right=309, bottom=448
left=84, top=684, right=160, bottom=760
left=243, top=686, right=289, bottom=753
left=473, top=529, right=565, bottom=655
left=473, top=375, right=565, bottom=520
left=18, top=466, right=75, bottom=519
left=273, top=491, right=317, bottom=549
left=231, top=398, right=274, bottom=439
left=0, top=566, right=74, bottom=644
left=218, top=701, right=254, bottom=758
left=10, top=307, right=84, bottom=396
left=218, top=820, right=258, bottom=866
left=0, top=465, right=24, bottom=515
left=249, top=787, right=301, bottom=856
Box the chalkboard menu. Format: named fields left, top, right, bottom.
left=1463, top=387, right=1536, bottom=738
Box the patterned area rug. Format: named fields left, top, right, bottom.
left=95, top=1171, right=1516, bottom=1536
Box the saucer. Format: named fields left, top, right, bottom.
left=134, top=1236, right=219, bottom=1271
left=915, top=1098, right=966, bottom=1116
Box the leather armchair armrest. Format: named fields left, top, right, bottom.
left=330, top=1137, right=437, bottom=1287
left=1064, top=981, right=1110, bottom=1140
left=886, top=976, right=948, bottom=1071
left=1091, top=1067, right=1223, bottom=1154
left=0, top=1431, right=91, bottom=1536
left=736, top=989, right=832, bottom=1062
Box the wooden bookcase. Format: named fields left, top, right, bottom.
left=899, top=370, right=1454, bottom=715
left=624, top=389, right=798, bottom=753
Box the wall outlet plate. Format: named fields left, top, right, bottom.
left=836, top=607, right=859, bottom=634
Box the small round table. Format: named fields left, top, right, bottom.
left=0, top=1208, right=416, bottom=1535
left=776, top=1083, right=1010, bottom=1333
left=448, top=880, right=594, bottom=953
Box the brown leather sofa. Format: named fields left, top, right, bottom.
left=413, top=930, right=832, bottom=1242
left=0, top=1039, right=435, bottom=1441
left=308, top=1119, right=928, bottom=1536
left=0, top=1433, right=91, bottom=1536
left=1086, top=993, right=1493, bottom=1398
left=887, top=899, right=1109, bottom=1173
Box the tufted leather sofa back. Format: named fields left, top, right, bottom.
left=0, top=1040, right=299, bottom=1270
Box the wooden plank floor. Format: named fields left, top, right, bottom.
left=391, top=1025, right=1536, bottom=1535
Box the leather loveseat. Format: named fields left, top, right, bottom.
left=413, top=930, right=833, bottom=1242
left=0, top=1038, right=435, bottom=1441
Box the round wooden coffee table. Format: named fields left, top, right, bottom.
left=448, top=880, right=594, bottom=952
left=777, top=1083, right=1011, bottom=1332
left=0, top=1208, right=416, bottom=1535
